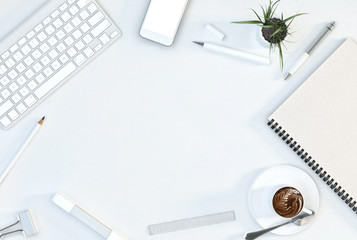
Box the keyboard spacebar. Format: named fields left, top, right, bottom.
left=35, top=62, right=76, bottom=99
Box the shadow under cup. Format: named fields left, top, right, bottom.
left=272, top=187, right=304, bottom=218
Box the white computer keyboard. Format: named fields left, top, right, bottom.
left=0, top=0, right=121, bottom=129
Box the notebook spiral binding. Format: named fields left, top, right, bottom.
left=268, top=118, right=357, bottom=213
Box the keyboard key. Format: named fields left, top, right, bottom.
left=10, top=44, right=19, bottom=53
left=99, top=33, right=110, bottom=45
left=88, top=3, right=98, bottom=13
left=68, top=0, right=75, bottom=4
left=49, top=49, right=59, bottom=59
left=56, top=30, right=66, bottom=39
left=37, top=31, right=47, bottom=41
left=1, top=51, right=10, bottom=60
left=0, top=76, right=10, bottom=86
left=35, top=62, right=76, bottom=99
left=48, top=36, right=58, bottom=46
left=29, top=38, right=40, bottom=48
left=79, top=10, right=89, bottom=20
left=8, top=109, right=19, bottom=120
left=0, top=100, right=13, bottom=116
left=16, top=103, right=27, bottom=114
left=59, top=3, right=68, bottom=11
left=33, top=62, right=43, bottom=72
left=92, top=19, right=110, bottom=37
left=5, top=58, right=15, bottom=68
left=24, top=56, right=34, bottom=66
left=77, top=0, right=91, bottom=8
left=94, top=44, right=102, bottom=51
left=43, top=17, right=51, bottom=25
left=59, top=54, right=69, bottom=63
left=0, top=65, right=7, bottom=74
left=40, top=43, right=50, bottom=53
left=24, top=94, right=37, bottom=107
left=71, top=16, right=81, bottom=27
left=35, top=23, right=43, bottom=32
left=9, top=82, right=19, bottom=92
left=110, top=31, right=119, bottom=38
left=61, top=12, right=71, bottom=22
left=51, top=60, right=61, bottom=70
left=11, top=93, right=21, bottom=103
left=51, top=9, right=60, bottom=18
left=45, top=25, right=55, bottom=35
left=83, top=34, right=93, bottom=44
left=25, top=69, right=35, bottom=78
left=27, top=80, right=38, bottom=90
left=67, top=47, right=77, bottom=57
left=72, top=29, right=82, bottom=39
left=8, top=69, right=18, bottom=79
left=74, top=53, right=86, bottom=66
left=75, top=40, right=85, bottom=50
left=13, top=51, right=24, bottom=61
left=56, top=43, right=66, bottom=53
left=26, top=30, right=35, bottom=39
left=21, top=45, right=31, bottom=55
left=64, top=23, right=74, bottom=33
left=53, top=18, right=63, bottom=28
left=32, top=49, right=41, bottom=59
left=88, top=11, right=103, bottom=26
left=44, top=67, right=54, bottom=77
left=1, top=89, right=11, bottom=99
left=0, top=116, right=11, bottom=128
left=64, top=36, right=74, bottom=46
left=23, top=54, right=35, bottom=67
left=35, top=73, right=45, bottom=83
left=19, top=86, right=30, bottom=97
left=18, top=37, right=26, bottom=46
left=16, top=63, right=26, bottom=73
left=69, top=5, right=79, bottom=15
left=80, top=23, right=90, bottom=33
left=17, top=76, right=27, bottom=85
left=83, top=47, right=94, bottom=58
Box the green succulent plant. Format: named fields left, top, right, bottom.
left=232, top=0, right=306, bottom=69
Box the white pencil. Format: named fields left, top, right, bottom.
left=0, top=116, right=45, bottom=185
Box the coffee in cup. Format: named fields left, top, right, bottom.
left=272, top=186, right=304, bottom=218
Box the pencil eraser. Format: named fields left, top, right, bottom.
left=107, top=231, right=129, bottom=240
left=52, top=193, right=75, bottom=213
left=205, top=24, right=225, bottom=40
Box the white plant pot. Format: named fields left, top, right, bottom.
left=256, top=26, right=271, bottom=48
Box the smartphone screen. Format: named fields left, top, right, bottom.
left=140, top=0, right=188, bottom=46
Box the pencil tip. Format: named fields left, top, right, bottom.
left=193, top=41, right=204, bottom=46
left=284, top=74, right=291, bottom=80
left=38, top=116, right=45, bottom=125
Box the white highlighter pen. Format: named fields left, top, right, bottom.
left=53, top=193, right=128, bottom=240
left=285, top=21, right=335, bottom=80
left=193, top=41, right=270, bottom=65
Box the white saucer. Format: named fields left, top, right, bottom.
left=248, top=165, right=319, bottom=235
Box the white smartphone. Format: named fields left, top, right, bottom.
left=140, top=0, right=188, bottom=46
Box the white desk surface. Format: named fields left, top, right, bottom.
left=0, top=0, right=356, bottom=239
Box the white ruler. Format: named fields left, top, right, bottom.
left=148, top=211, right=236, bottom=235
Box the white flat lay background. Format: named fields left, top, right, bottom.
left=0, top=0, right=356, bottom=239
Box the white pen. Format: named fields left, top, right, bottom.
left=285, top=21, right=335, bottom=80
left=193, top=41, right=270, bottom=65
left=0, top=116, right=45, bottom=185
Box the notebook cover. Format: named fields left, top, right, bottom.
left=268, top=38, right=357, bottom=212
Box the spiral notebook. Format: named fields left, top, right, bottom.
left=268, top=38, right=357, bottom=214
